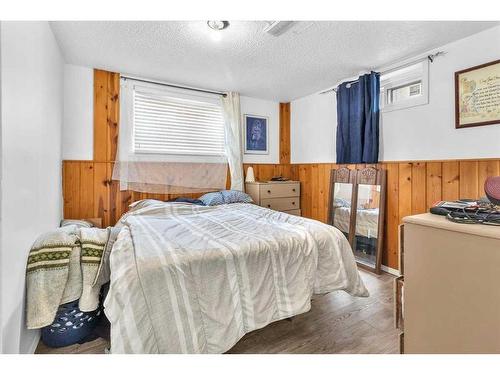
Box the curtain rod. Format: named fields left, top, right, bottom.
left=121, top=75, right=227, bottom=97
left=320, top=51, right=445, bottom=95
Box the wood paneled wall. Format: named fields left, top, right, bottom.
left=61, top=68, right=500, bottom=271
left=63, top=158, right=500, bottom=269
left=93, top=70, right=120, bottom=162
left=243, top=160, right=500, bottom=269
left=62, top=160, right=214, bottom=228
left=279, top=103, right=291, bottom=164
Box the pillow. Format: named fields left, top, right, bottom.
left=172, top=197, right=206, bottom=205
left=221, top=190, right=253, bottom=204
left=199, top=190, right=254, bottom=206
left=129, top=199, right=165, bottom=212
left=199, top=192, right=225, bottom=206
left=334, top=197, right=351, bottom=208
left=60, top=219, right=94, bottom=228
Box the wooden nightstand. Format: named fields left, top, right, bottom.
left=245, top=180, right=301, bottom=216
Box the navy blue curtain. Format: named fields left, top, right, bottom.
left=336, top=72, right=380, bottom=164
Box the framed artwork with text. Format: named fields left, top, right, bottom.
left=455, top=59, right=500, bottom=129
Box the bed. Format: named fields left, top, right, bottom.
left=103, top=202, right=368, bottom=353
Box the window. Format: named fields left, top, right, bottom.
left=132, top=87, right=226, bottom=157
left=115, top=79, right=229, bottom=195
left=386, top=81, right=421, bottom=104
left=380, top=60, right=429, bottom=112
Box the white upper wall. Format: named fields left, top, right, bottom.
left=0, top=21, right=64, bottom=354
left=62, top=64, right=280, bottom=164
left=240, top=95, right=279, bottom=164
left=63, top=64, right=93, bottom=160
left=291, top=91, right=336, bottom=163
left=291, top=25, right=500, bottom=163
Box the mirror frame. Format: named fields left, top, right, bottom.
left=328, top=166, right=387, bottom=274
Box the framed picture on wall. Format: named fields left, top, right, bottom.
left=455, top=59, right=500, bottom=129
left=244, top=114, right=269, bottom=154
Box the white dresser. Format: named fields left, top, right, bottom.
left=402, top=213, right=500, bottom=353
left=245, top=181, right=301, bottom=216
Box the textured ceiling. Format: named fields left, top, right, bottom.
left=50, top=21, right=498, bottom=102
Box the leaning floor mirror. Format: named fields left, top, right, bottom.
left=328, top=167, right=386, bottom=274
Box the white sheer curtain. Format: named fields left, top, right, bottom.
left=221, top=92, right=244, bottom=191
left=112, top=78, right=228, bottom=194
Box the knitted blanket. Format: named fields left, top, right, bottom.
left=26, top=226, right=112, bottom=329
left=79, top=228, right=109, bottom=312
left=26, top=227, right=79, bottom=329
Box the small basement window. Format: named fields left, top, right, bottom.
left=380, top=60, right=429, bottom=112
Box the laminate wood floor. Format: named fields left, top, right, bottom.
left=35, top=269, right=399, bottom=354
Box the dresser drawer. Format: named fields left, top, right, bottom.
left=258, top=183, right=300, bottom=199
left=261, top=197, right=299, bottom=211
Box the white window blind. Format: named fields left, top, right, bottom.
left=133, top=88, right=225, bottom=156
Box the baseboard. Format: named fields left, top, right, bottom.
left=381, top=265, right=400, bottom=276
left=26, top=330, right=40, bottom=354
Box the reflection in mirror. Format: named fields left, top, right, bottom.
left=352, top=184, right=381, bottom=268
left=332, top=182, right=353, bottom=241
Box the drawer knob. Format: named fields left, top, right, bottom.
left=267, top=190, right=271, bottom=193
left=267, top=204, right=271, bottom=208
left=292, top=201, right=296, bottom=205
left=292, top=188, right=296, bottom=192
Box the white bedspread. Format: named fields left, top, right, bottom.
left=334, top=206, right=379, bottom=238
left=104, top=203, right=368, bottom=353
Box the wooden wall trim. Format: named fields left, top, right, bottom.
left=93, top=69, right=120, bottom=162
left=242, top=159, right=500, bottom=270
left=279, top=103, right=291, bottom=164
left=63, top=157, right=500, bottom=271
left=263, top=157, right=500, bottom=165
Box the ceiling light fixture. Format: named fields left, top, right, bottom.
left=207, top=21, right=230, bottom=31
